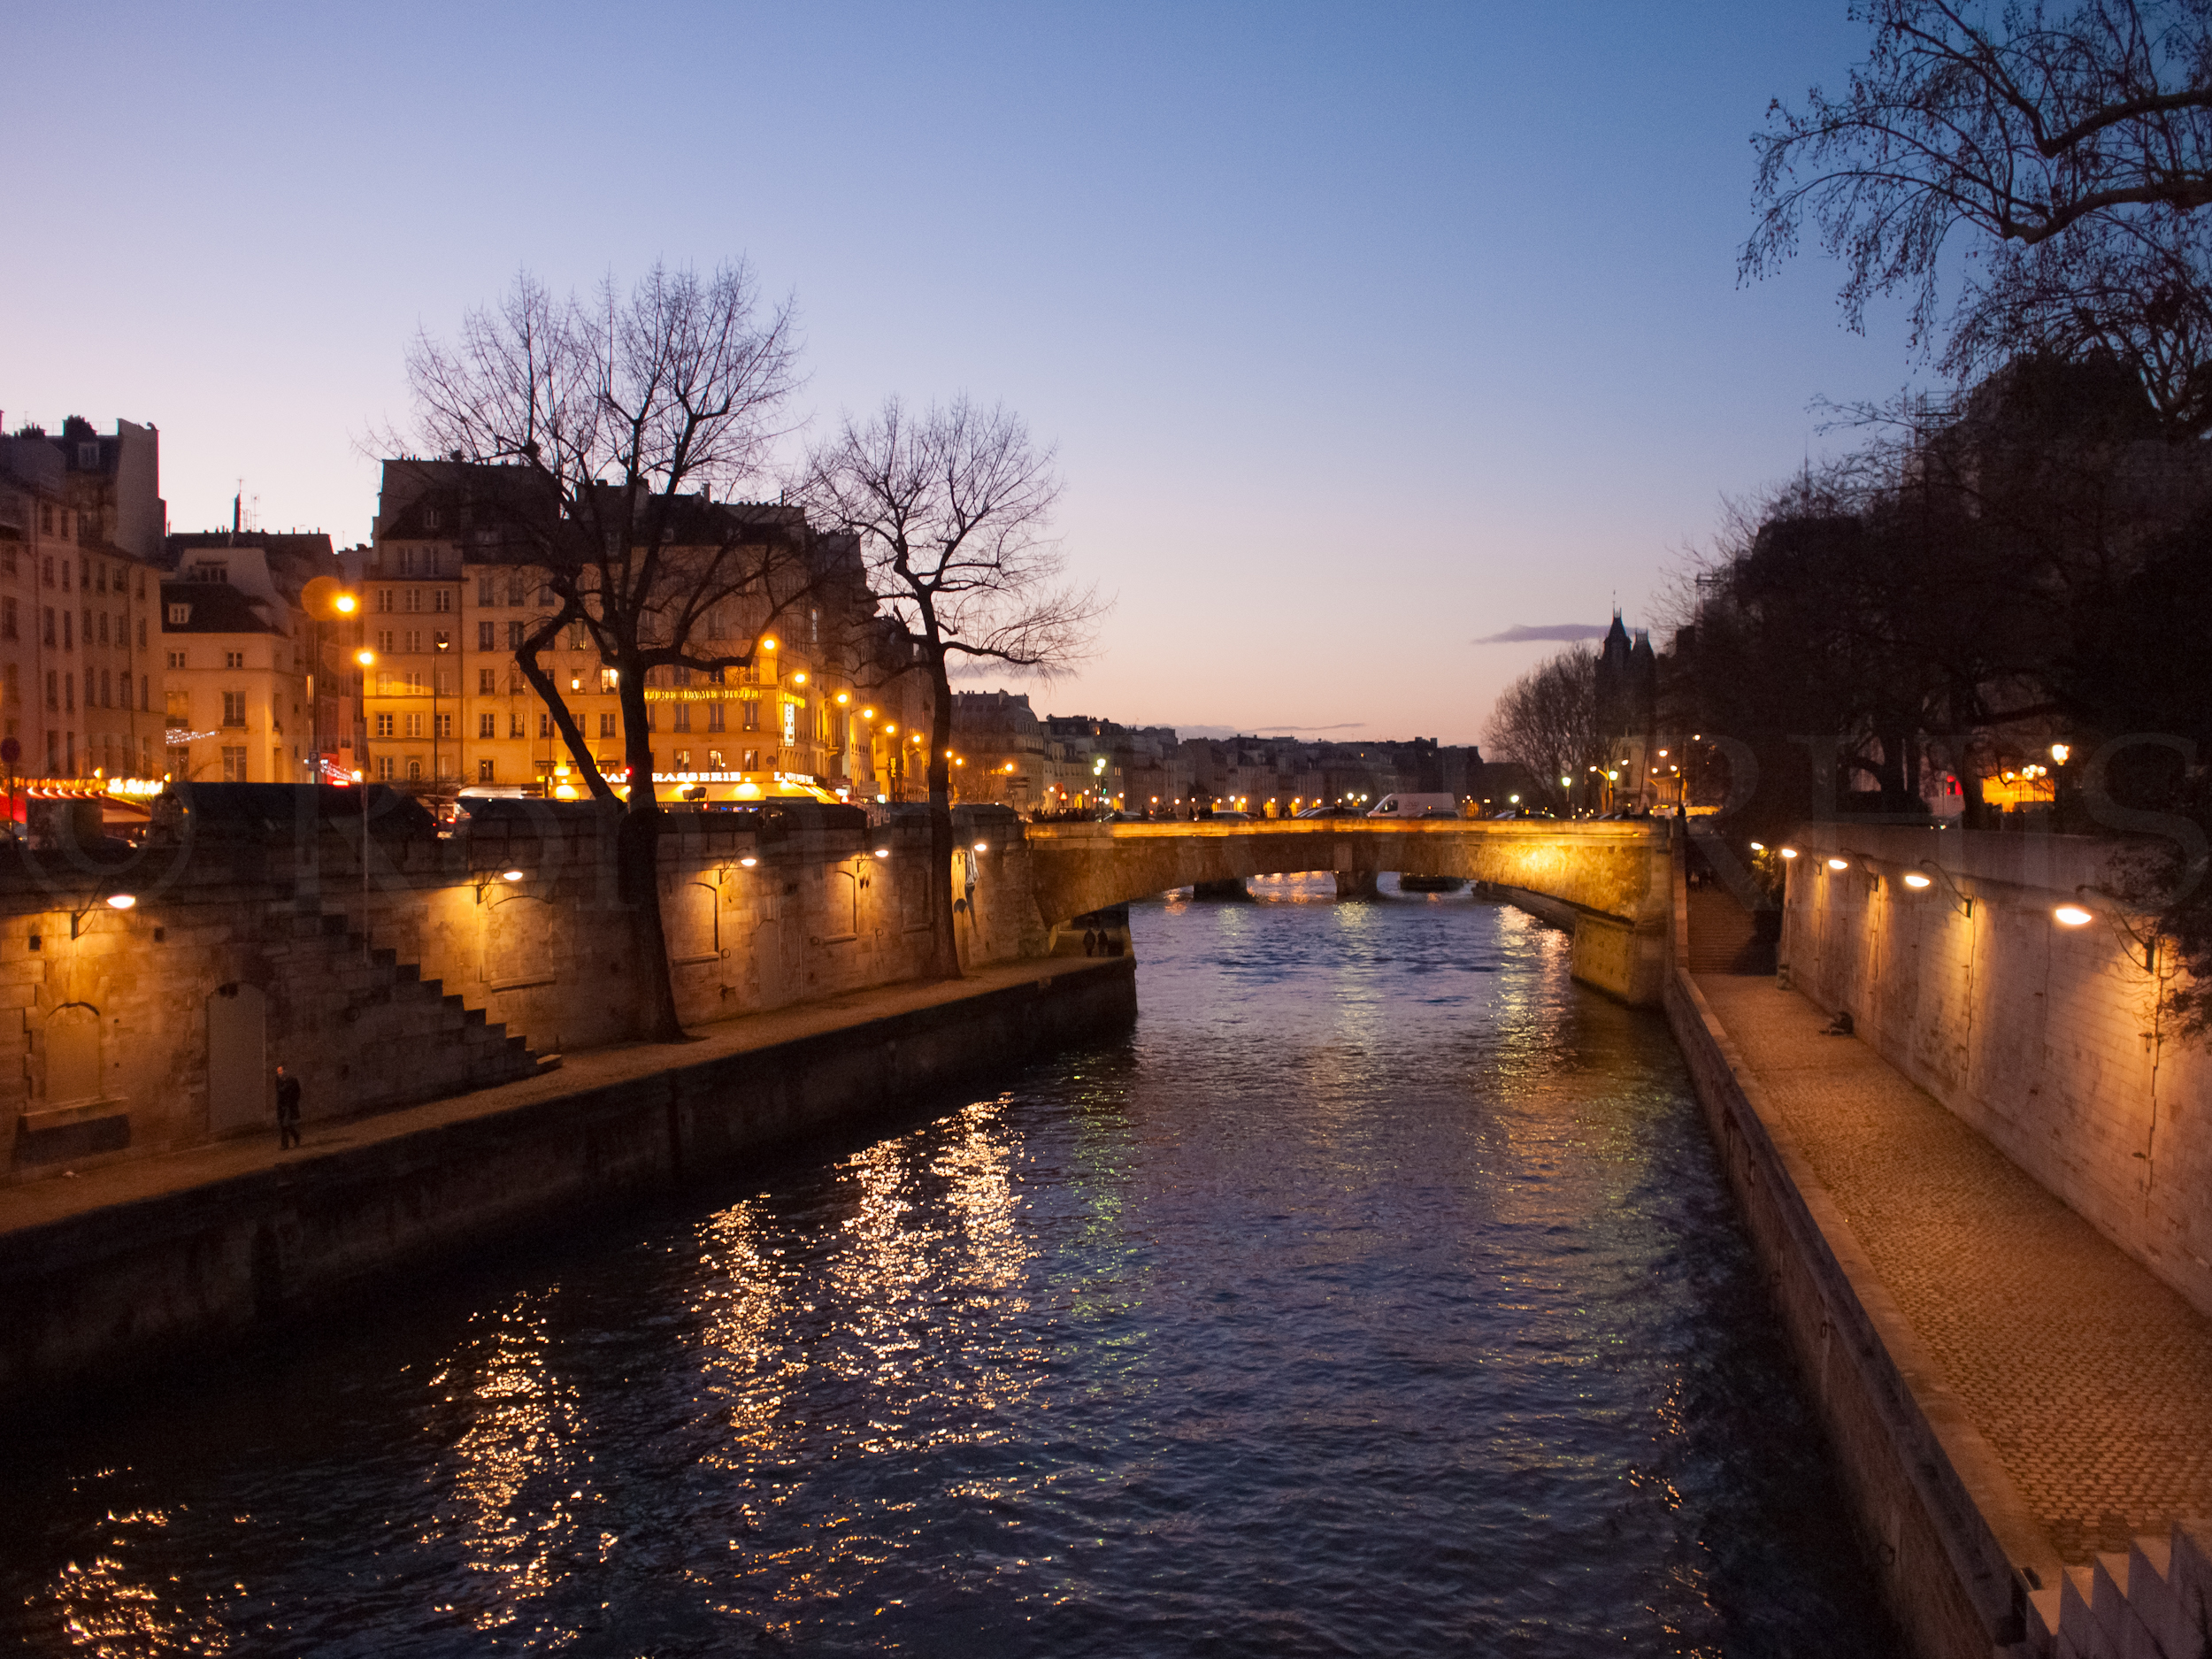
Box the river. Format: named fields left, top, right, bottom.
left=1, top=875, right=1899, bottom=1656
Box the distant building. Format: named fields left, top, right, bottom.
left=161, top=530, right=351, bottom=784
left=0, top=419, right=166, bottom=781
left=1596, top=611, right=1660, bottom=808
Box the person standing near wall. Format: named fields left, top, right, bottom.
left=274, top=1064, right=302, bottom=1150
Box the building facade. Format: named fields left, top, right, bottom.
left=161, top=532, right=353, bottom=784
left=0, top=421, right=165, bottom=784
left=362, top=461, right=915, bottom=801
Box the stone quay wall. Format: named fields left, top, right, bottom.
left=1780, top=824, right=2211, bottom=1320
left=1665, top=848, right=2052, bottom=1658
left=0, top=957, right=1138, bottom=1404
left=4, top=803, right=1045, bottom=1182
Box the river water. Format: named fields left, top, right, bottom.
left=2, top=875, right=1899, bottom=1656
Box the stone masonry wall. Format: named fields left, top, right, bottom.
left=3, top=803, right=1044, bottom=1182
left=1783, top=823, right=2212, bottom=1319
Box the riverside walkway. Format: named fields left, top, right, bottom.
left=0, top=956, right=1118, bottom=1244
left=1696, top=972, right=2212, bottom=1568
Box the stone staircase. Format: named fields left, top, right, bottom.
left=272, top=896, right=548, bottom=1118
left=2052, top=1524, right=2212, bottom=1658
left=1685, top=885, right=1777, bottom=975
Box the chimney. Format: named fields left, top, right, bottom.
left=233, top=493, right=242, bottom=536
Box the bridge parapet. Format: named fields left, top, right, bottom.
left=1021, top=818, right=1675, bottom=1004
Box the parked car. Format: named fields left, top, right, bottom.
left=1367, top=792, right=1461, bottom=818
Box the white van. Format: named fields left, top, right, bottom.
left=1366, top=793, right=1462, bottom=818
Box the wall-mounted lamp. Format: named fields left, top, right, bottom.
left=474, top=868, right=526, bottom=903
left=739, top=855, right=759, bottom=869
left=1778, top=847, right=1799, bottom=859
left=1825, top=856, right=1850, bottom=872
left=2054, top=904, right=2093, bottom=927
left=1749, top=841, right=1766, bottom=852
left=873, top=847, right=890, bottom=859
left=1912, top=860, right=1972, bottom=918
left=973, top=841, right=988, bottom=854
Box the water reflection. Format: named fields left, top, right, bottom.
left=1, top=880, right=1898, bottom=1656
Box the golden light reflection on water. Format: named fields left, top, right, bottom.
left=687, top=1095, right=1041, bottom=1609
left=40, top=1503, right=229, bottom=1657
left=422, top=1293, right=596, bottom=1633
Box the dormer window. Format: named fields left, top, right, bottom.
left=167, top=603, right=190, bottom=626
left=193, top=564, right=227, bottom=585
left=77, top=443, right=99, bottom=468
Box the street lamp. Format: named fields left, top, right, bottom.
left=300, top=577, right=362, bottom=783
left=434, top=634, right=451, bottom=788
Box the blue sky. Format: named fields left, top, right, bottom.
left=2, top=3, right=1922, bottom=744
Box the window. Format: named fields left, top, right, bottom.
left=166, top=649, right=184, bottom=670
left=599, top=666, right=618, bottom=693
left=64, top=673, right=73, bottom=713
left=375, top=757, right=394, bottom=781
left=39, top=507, right=52, bottom=537
left=43, top=671, right=56, bottom=710
left=537, top=713, right=553, bottom=740
left=476, top=620, right=494, bottom=651
left=709, top=749, right=724, bottom=769
left=141, top=675, right=150, bottom=711
left=742, top=749, right=759, bottom=772
left=478, top=713, right=495, bottom=740
left=224, top=650, right=244, bottom=669
left=478, top=668, right=496, bottom=694
left=403, top=588, right=422, bottom=613
left=406, top=758, right=422, bottom=781
left=782, top=700, right=797, bottom=745
left=375, top=588, right=394, bottom=613
left=707, top=703, right=725, bottom=733
left=506, top=621, right=524, bottom=651
left=478, top=759, right=496, bottom=782
left=403, top=629, right=422, bottom=653
left=434, top=589, right=453, bottom=613
left=221, top=691, right=246, bottom=726
left=672, top=703, right=691, bottom=733
left=568, top=626, right=588, bottom=652
left=399, top=546, right=417, bottom=576
left=374, top=713, right=394, bottom=738
left=507, top=576, right=526, bottom=605
left=0, top=599, right=13, bottom=641
left=674, top=749, right=691, bottom=770
left=598, top=712, right=616, bottom=739
left=404, top=712, right=424, bottom=739
left=222, top=746, right=247, bottom=782
left=510, top=714, right=526, bottom=739
left=3, top=665, right=14, bottom=707
left=95, top=564, right=106, bottom=595
left=99, top=670, right=111, bottom=708
left=742, top=699, right=757, bottom=732
left=477, top=576, right=496, bottom=606
left=434, top=712, right=452, bottom=740
left=166, top=603, right=188, bottom=626
left=434, top=668, right=455, bottom=695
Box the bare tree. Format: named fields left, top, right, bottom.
left=795, top=397, right=1100, bottom=978
left=398, top=262, right=818, bottom=1042
left=1746, top=0, right=2212, bottom=414
left=1483, top=645, right=1606, bottom=812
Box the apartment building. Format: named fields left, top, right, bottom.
left=364, top=461, right=907, bottom=801
left=0, top=422, right=164, bottom=781
left=161, top=532, right=353, bottom=784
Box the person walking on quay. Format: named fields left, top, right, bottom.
left=275, top=1064, right=303, bottom=1150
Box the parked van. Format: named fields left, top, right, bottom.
left=1366, top=793, right=1462, bottom=818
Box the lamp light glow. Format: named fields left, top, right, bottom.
left=2055, top=904, right=2093, bottom=926
left=1826, top=857, right=1850, bottom=871
left=105, top=894, right=135, bottom=910
left=1902, top=872, right=1932, bottom=889
left=873, top=847, right=890, bottom=859
left=1778, top=847, right=1799, bottom=859
left=739, top=856, right=758, bottom=868
left=501, top=870, right=524, bottom=883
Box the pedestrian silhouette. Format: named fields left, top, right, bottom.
left=275, top=1064, right=302, bottom=1149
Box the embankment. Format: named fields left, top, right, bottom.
left=0, top=956, right=1135, bottom=1406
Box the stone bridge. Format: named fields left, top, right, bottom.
left=1019, top=818, right=1676, bottom=1005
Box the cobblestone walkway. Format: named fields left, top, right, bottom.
left=1698, top=976, right=2212, bottom=1563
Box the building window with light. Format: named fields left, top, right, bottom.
left=478, top=759, right=495, bottom=782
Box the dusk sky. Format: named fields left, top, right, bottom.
left=4, top=3, right=1926, bottom=747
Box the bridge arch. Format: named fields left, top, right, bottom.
left=1018, top=818, right=1675, bottom=1006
